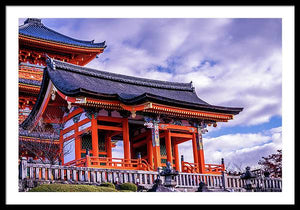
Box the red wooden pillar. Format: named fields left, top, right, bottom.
left=192, top=133, right=199, bottom=173
left=59, top=131, right=64, bottom=165
left=147, top=135, right=154, bottom=168
left=74, top=123, right=81, bottom=160
left=165, top=130, right=173, bottom=167
left=86, top=154, right=91, bottom=167
left=106, top=134, right=112, bottom=159
left=91, top=113, right=99, bottom=158
left=122, top=118, right=131, bottom=162
left=151, top=122, right=161, bottom=170
left=173, top=143, right=180, bottom=171
left=196, top=128, right=205, bottom=174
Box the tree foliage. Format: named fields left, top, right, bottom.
left=19, top=117, right=72, bottom=165
left=258, top=149, right=282, bottom=178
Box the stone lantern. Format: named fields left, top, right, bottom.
left=160, top=162, right=179, bottom=189
left=148, top=161, right=179, bottom=192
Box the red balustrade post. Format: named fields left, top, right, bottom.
left=86, top=155, right=91, bottom=167
left=221, top=158, right=225, bottom=171
left=181, top=155, right=185, bottom=172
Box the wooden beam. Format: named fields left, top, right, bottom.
left=132, top=139, right=147, bottom=148
left=170, top=132, right=193, bottom=139
left=98, top=125, right=123, bottom=131
left=174, top=138, right=191, bottom=145
left=97, top=116, right=124, bottom=123
left=62, top=107, right=83, bottom=122
left=159, top=124, right=194, bottom=132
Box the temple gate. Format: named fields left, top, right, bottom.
left=19, top=18, right=243, bottom=175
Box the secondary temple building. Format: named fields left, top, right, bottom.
left=19, top=18, right=243, bottom=175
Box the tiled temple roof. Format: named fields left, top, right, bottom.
left=48, top=59, right=214, bottom=106
left=19, top=127, right=60, bottom=140
left=50, top=58, right=243, bottom=113
left=19, top=78, right=42, bottom=86
left=21, top=58, right=243, bottom=129
left=51, top=59, right=196, bottom=92
left=19, top=63, right=45, bottom=87
left=19, top=18, right=106, bottom=49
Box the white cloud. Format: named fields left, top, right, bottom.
left=205, top=127, right=282, bottom=171
left=106, top=126, right=282, bottom=172
left=178, top=126, right=282, bottom=172
left=82, top=18, right=282, bottom=127
left=30, top=18, right=283, bottom=172
left=20, top=18, right=282, bottom=128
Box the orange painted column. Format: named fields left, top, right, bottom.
left=196, top=127, right=205, bottom=174
left=173, top=143, right=180, bottom=171
left=147, top=135, right=153, bottom=168
left=86, top=155, right=91, bottom=167
left=59, top=131, right=64, bottom=165
left=191, top=133, right=199, bottom=172
left=151, top=121, right=161, bottom=170
left=74, top=123, right=81, bottom=160
left=91, top=113, right=99, bottom=158
left=122, top=118, right=131, bottom=162
left=165, top=130, right=173, bottom=167
left=106, top=134, right=112, bottom=159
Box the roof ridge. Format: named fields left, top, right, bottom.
left=19, top=62, right=45, bottom=69
left=38, top=22, right=106, bottom=46
left=48, top=58, right=194, bottom=91
left=19, top=18, right=106, bottom=48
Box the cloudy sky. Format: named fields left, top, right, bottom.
left=19, top=17, right=282, bottom=171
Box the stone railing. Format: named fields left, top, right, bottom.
left=175, top=172, right=224, bottom=189
left=19, top=158, right=159, bottom=191
left=225, top=175, right=282, bottom=192
left=19, top=158, right=282, bottom=192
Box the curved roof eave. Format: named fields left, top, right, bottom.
left=19, top=18, right=106, bottom=49
left=21, top=57, right=243, bottom=130
left=47, top=58, right=243, bottom=115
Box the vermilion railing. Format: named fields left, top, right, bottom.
left=181, top=161, right=225, bottom=174
left=181, top=161, right=199, bottom=173
left=65, top=157, right=224, bottom=174
left=204, top=163, right=225, bottom=175
left=64, top=157, right=87, bottom=167
left=64, top=156, right=153, bottom=171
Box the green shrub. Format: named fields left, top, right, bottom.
left=99, top=182, right=115, bottom=189
left=118, top=182, right=137, bottom=192
left=118, top=190, right=133, bottom=192
left=28, top=184, right=118, bottom=192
